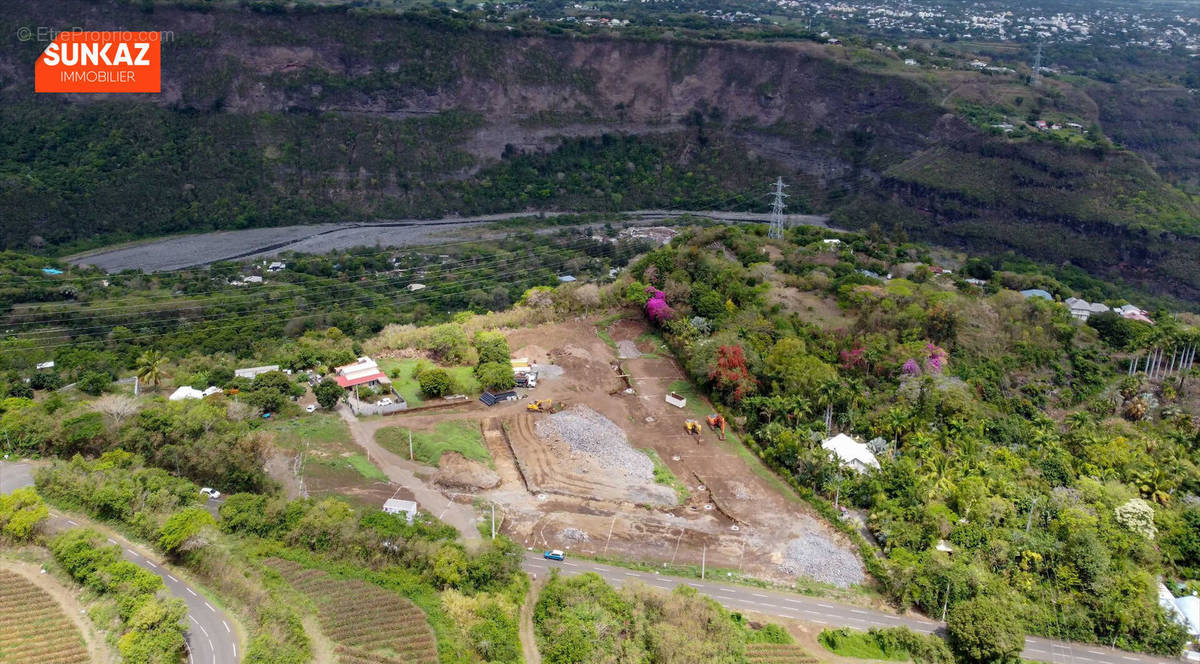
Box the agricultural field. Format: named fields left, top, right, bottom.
left=266, top=558, right=439, bottom=664
left=746, top=643, right=820, bottom=664
left=0, top=569, right=89, bottom=664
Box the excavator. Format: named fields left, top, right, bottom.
left=684, top=419, right=702, bottom=440
left=527, top=399, right=556, bottom=412
left=706, top=413, right=726, bottom=440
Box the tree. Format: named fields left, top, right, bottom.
left=474, top=331, right=511, bottom=367
left=708, top=345, right=757, bottom=403
left=764, top=338, right=837, bottom=396
left=135, top=350, right=169, bottom=392
left=477, top=362, right=515, bottom=391
left=92, top=394, right=139, bottom=424
left=76, top=370, right=113, bottom=396
left=418, top=368, right=452, bottom=397
left=158, top=507, right=216, bottom=555
left=946, top=597, right=1024, bottom=664
left=313, top=378, right=344, bottom=410
left=0, top=487, right=48, bottom=541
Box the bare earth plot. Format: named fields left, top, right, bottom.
left=452, top=317, right=866, bottom=589
left=0, top=568, right=91, bottom=664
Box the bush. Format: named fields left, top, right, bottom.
left=476, top=362, right=515, bottom=391
left=0, top=487, right=48, bottom=541
left=418, top=368, right=452, bottom=397
left=77, top=370, right=113, bottom=395
left=313, top=378, right=343, bottom=410
left=947, top=597, right=1024, bottom=664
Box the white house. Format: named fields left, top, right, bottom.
left=383, top=498, right=417, bottom=525
left=1064, top=297, right=1110, bottom=321
left=1159, top=582, right=1200, bottom=637
left=169, top=385, right=222, bottom=401
left=334, top=357, right=390, bottom=391
left=822, top=433, right=880, bottom=473
left=35, top=361, right=55, bottom=370
left=267, top=261, right=286, bottom=272
left=407, top=283, right=426, bottom=292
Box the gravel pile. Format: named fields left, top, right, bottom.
left=616, top=340, right=641, bottom=359
left=779, top=534, right=865, bottom=588
left=536, top=406, right=654, bottom=482
left=560, top=527, right=590, bottom=542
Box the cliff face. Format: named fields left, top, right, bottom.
left=0, top=1, right=1196, bottom=299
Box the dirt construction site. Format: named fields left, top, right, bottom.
left=381, top=316, right=865, bottom=588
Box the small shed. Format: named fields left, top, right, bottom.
left=382, top=498, right=417, bottom=525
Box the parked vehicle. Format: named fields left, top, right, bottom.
left=200, top=487, right=221, bottom=499
left=379, top=397, right=393, bottom=406
left=543, top=549, right=565, bottom=561
left=305, top=404, right=317, bottom=413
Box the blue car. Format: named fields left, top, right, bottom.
left=543, top=549, right=565, bottom=561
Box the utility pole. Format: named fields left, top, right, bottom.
left=701, top=545, right=706, bottom=580
left=941, top=579, right=951, bottom=622
left=491, top=503, right=496, bottom=540
left=409, top=430, right=413, bottom=461
left=767, top=177, right=789, bottom=240
left=1032, top=42, right=1043, bottom=85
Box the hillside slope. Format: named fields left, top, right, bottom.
left=1, top=1, right=1197, bottom=298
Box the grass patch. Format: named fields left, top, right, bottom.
left=377, top=358, right=482, bottom=407
left=264, top=415, right=354, bottom=453
left=819, top=628, right=909, bottom=661
left=643, top=448, right=690, bottom=504
left=344, top=454, right=387, bottom=481
left=375, top=420, right=492, bottom=467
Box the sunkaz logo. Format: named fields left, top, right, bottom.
left=35, top=31, right=161, bottom=93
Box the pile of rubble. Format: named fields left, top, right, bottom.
left=779, top=534, right=865, bottom=588
left=536, top=405, right=654, bottom=483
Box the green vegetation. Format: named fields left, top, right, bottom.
left=625, top=224, right=1200, bottom=655
left=51, top=528, right=188, bottom=664
left=33, top=451, right=527, bottom=664
left=0, top=486, right=49, bottom=542
left=535, top=571, right=797, bottom=664
left=345, top=454, right=388, bottom=481
left=643, top=448, right=690, bottom=503
left=820, top=627, right=953, bottom=664
left=947, top=598, right=1025, bottom=664
left=376, top=421, right=491, bottom=467
left=380, top=359, right=483, bottom=406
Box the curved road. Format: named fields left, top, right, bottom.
left=522, top=553, right=1180, bottom=664
left=1, top=461, right=240, bottom=664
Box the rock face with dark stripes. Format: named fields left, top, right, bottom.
left=266, top=558, right=439, bottom=664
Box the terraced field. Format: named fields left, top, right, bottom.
left=745, top=643, right=819, bottom=664
left=0, top=569, right=89, bottom=664
left=266, top=558, right=438, bottom=664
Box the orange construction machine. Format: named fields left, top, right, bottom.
left=706, top=413, right=726, bottom=440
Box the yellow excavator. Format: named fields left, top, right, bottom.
left=684, top=419, right=702, bottom=439
left=527, top=399, right=555, bottom=412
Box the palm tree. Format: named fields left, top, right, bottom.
left=135, top=350, right=169, bottom=392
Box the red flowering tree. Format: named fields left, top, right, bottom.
left=709, top=345, right=758, bottom=403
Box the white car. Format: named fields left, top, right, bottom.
left=305, top=404, right=317, bottom=413
left=379, top=398, right=392, bottom=406
left=200, top=488, right=221, bottom=500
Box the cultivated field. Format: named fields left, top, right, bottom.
left=267, top=558, right=438, bottom=664
left=746, top=643, right=820, bottom=664
left=0, top=569, right=89, bottom=664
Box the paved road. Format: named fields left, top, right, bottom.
left=1, top=461, right=241, bottom=664
left=522, top=553, right=1179, bottom=664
